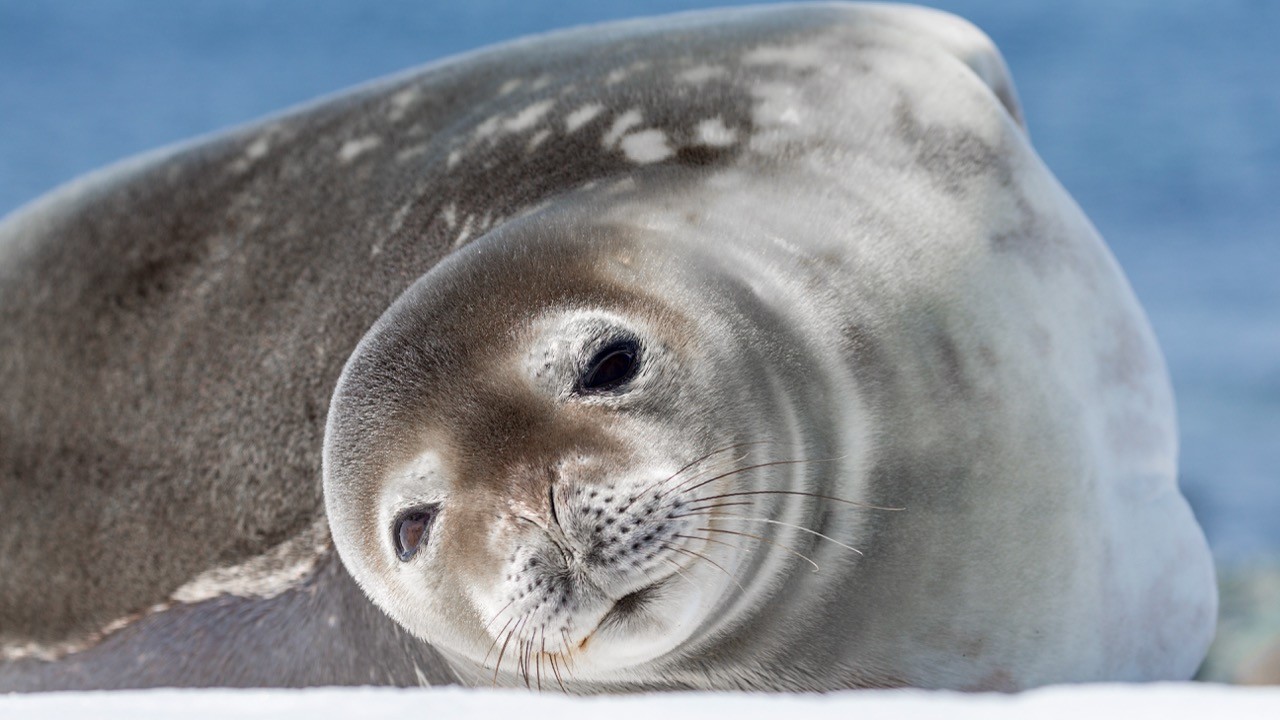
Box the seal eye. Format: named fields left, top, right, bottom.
left=579, top=339, right=640, bottom=393
left=393, top=504, right=439, bottom=562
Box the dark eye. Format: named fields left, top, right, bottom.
left=578, top=339, right=640, bottom=393
left=393, top=504, right=440, bottom=562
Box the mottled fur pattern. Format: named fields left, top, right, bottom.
left=0, top=3, right=1214, bottom=691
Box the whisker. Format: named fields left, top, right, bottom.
left=521, top=630, right=534, bottom=690
left=521, top=643, right=529, bottom=687
left=675, top=512, right=864, bottom=555
left=680, top=500, right=755, bottom=513
left=659, top=556, right=698, bottom=591
left=672, top=456, right=849, bottom=500
left=549, top=651, right=568, bottom=693
left=674, top=531, right=746, bottom=554
left=488, top=625, right=509, bottom=686
left=482, top=599, right=516, bottom=634
left=494, top=615, right=527, bottom=686
left=619, top=441, right=773, bottom=513
left=689, top=489, right=904, bottom=511
left=658, top=450, right=752, bottom=499
left=518, top=617, right=536, bottom=688
left=482, top=617, right=515, bottom=667
left=519, top=618, right=534, bottom=686
left=515, top=636, right=526, bottom=689
left=661, top=541, right=745, bottom=593
left=698, top=526, right=821, bottom=572
left=527, top=630, right=538, bottom=690
left=560, top=629, right=577, bottom=673
left=536, top=629, right=545, bottom=693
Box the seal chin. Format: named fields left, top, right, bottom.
left=599, top=581, right=665, bottom=631
left=323, top=214, right=807, bottom=686
left=569, top=573, right=707, bottom=674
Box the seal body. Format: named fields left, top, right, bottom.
left=0, top=3, right=1215, bottom=692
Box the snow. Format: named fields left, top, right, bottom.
left=2, top=684, right=1277, bottom=719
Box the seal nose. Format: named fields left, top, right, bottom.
left=548, top=482, right=563, bottom=532
left=552, top=478, right=689, bottom=576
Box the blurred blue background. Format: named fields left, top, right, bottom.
left=1, top=1, right=1276, bottom=563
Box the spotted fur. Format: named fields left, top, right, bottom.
left=1, top=3, right=1214, bottom=691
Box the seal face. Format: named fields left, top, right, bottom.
left=323, top=215, right=869, bottom=685
left=1, top=3, right=1215, bottom=692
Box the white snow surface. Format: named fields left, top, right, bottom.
left=2, top=684, right=1278, bottom=719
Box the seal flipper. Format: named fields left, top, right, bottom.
left=0, top=553, right=457, bottom=691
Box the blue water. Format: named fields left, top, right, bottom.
left=2, top=1, right=1277, bottom=562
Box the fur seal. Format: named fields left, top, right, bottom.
left=0, top=3, right=1215, bottom=692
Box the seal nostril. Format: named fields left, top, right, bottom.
left=548, top=483, right=560, bottom=528
left=393, top=503, right=441, bottom=562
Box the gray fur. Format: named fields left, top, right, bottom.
left=0, top=2, right=1213, bottom=691
left=0, top=556, right=456, bottom=690
left=0, top=1, right=862, bottom=689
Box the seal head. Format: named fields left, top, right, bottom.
left=323, top=200, right=863, bottom=685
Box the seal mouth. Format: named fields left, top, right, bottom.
left=596, top=578, right=668, bottom=634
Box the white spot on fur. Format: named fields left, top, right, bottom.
left=454, top=215, right=475, bottom=247
left=388, top=86, right=420, bottom=122
left=172, top=518, right=331, bottom=603
left=245, top=136, right=270, bottom=160
left=743, top=44, right=825, bottom=69
left=695, top=117, right=737, bottom=147
left=446, top=149, right=463, bottom=169
left=473, top=115, right=502, bottom=141
left=527, top=128, right=552, bottom=151
left=620, top=129, right=672, bottom=164
left=396, top=144, right=428, bottom=163
left=2, top=641, right=66, bottom=662
left=441, top=202, right=457, bottom=229
left=678, top=65, right=728, bottom=84
left=566, top=103, right=604, bottom=133
left=497, top=78, right=522, bottom=96
left=338, top=135, right=382, bottom=163
left=603, top=109, right=643, bottom=148
left=504, top=99, right=554, bottom=133
left=2, top=518, right=332, bottom=662
left=229, top=135, right=271, bottom=173
left=750, top=82, right=806, bottom=130
left=606, top=177, right=637, bottom=195
left=373, top=202, right=413, bottom=257
left=608, top=60, right=651, bottom=85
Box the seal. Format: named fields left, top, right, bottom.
left=0, top=3, right=1216, bottom=692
